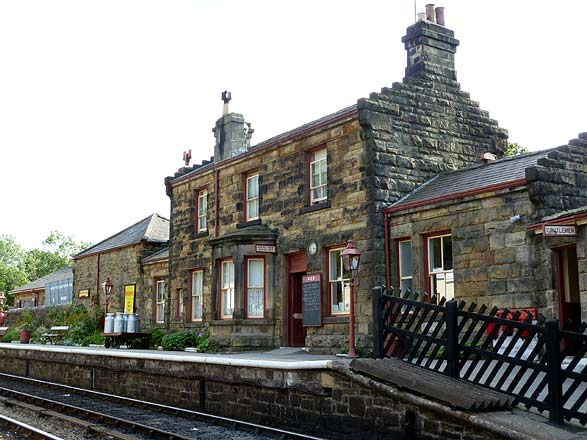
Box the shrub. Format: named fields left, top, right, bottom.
left=2, top=328, right=20, bottom=342
left=161, top=332, right=199, bottom=351
left=149, top=328, right=166, bottom=349
left=79, top=332, right=105, bottom=347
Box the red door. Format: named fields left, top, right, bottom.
left=556, top=246, right=582, bottom=332
left=287, top=253, right=307, bottom=347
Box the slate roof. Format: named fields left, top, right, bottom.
left=169, top=104, right=358, bottom=184
left=74, top=214, right=169, bottom=259
left=388, top=149, right=554, bottom=212
left=8, top=267, right=73, bottom=295
left=142, top=246, right=169, bottom=263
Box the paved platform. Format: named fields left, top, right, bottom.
left=0, top=343, right=341, bottom=369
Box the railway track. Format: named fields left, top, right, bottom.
left=0, top=373, right=325, bottom=440
left=0, top=413, right=64, bottom=440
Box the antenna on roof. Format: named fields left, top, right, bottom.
left=414, top=0, right=417, bottom=23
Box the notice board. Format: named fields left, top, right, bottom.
left=302, top=274, right=322, bottom=327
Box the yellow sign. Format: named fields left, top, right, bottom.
left=124, top=285, right=135, bottom=314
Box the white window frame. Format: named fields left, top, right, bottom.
left=329, top=248, right=350, bottom=315
left=191, top=270, right=203, bottom=321
left=310, top=149, right=327, bottom=204
left=197, top=190, right=207, bottom=232
left=220, top=260, right=235, bottom=319
left=428, top=234, right=454, bottom=301
left=246, top=258, right=265, bottom=318
left=398, top=240, right=413, bottom=293
left=245, top=173, right=259, bottom=221
left=155, top=280, right=165, bottom=324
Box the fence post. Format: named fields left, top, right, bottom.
left=445, top=299, right=459, bottom=379
left=371, top=286, right=384, bottom=359
left=545, top=319, right=564, bottom=425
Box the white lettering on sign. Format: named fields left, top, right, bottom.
left=544, top=225, right=577, bottom=236
left=302, top=273, right=321, bottom=284
left=255, top=244, right=276, bottom=253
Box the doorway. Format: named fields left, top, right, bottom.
left=287, top=252, right=307, bottom=347
left=556, top=246, right=582, bottom=332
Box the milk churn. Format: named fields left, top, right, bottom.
left=126, top=314, right=138, bottom=333
left=122, top=313, right=128, bottom=332
left=113, top=312, right=125, bottom=333
left=104, top=313, right=115, bottom=333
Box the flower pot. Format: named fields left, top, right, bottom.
left=20, top=329, right=31, bottom=344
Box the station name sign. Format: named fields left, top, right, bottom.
left=544, top=225, right=577, bottom=237
left=255, top=244, right=276, bottom=253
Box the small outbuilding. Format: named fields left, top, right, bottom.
left=384, top=133, right=587, bottom=330
left=8, top=266, right=73, bottom=309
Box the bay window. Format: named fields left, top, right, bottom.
left=246, top=258, right=264, bottom=318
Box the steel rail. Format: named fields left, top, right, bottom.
left=0, top=386, right=193, bottom=440
left=0, top=413, right=64, bottom=440
left=0, top=373, right=325, bottom=440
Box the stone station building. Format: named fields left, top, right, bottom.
left=72, top=214, right=169, bottom=318
left=384, top=133, right=587, bottom=330
left=162, top=11, right=509, bottom=352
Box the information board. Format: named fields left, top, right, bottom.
left=302, top=274, right=322, bottom=327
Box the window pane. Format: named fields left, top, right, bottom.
left=248, top=260, right=263, bottom=286
left=429, top=237, right=442, bottom=271
left=247, top=175, right=258, bottom=198
left=330, top=250, right=341, bottom=280
left=443, top=235, right=453, bottom=270
left=399, top=241, right=412, bottom=277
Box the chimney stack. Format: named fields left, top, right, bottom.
left=402, top=5, right=459, bottom=80
left=213, top=92, right=252, bottom=162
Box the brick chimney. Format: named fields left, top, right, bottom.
left=401, top=5, right=460, bottom=80
left=213, top=91, right=251, bottom=162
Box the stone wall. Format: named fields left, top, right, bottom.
left=140, top=258, right=169, bottom=328
left=73, top=243, right=166, bottom=319
left=0, top=346, right=506, bottom=440
left=388, top=186, right=542, bottom=309
left=167, top=114, right=372, bottom=352
left=527, top=134, right=587, bottom=217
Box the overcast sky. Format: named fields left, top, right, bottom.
left=1, top=0, right=585, bottom=250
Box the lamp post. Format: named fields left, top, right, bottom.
left=102, top=277, right=113, bottom=314
left=341, top=239, right=362, bottom=358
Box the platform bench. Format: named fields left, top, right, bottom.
left=0, top=327, right=8, bottom=342
left=42, top=326, right=69, bottom=344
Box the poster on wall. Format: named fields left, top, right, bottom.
left=124, top=285, right=136, bottom=313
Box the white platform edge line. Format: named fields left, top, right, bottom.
left=0, top=344, right=333, bottom=370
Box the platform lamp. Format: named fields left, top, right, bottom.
left=341, top=239, right=362, bottom=358
left=102, top=277, right=113, bottom=315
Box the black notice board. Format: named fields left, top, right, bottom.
left=302, top=274, right=322, bottom=327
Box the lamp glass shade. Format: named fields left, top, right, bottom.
left=341, top=240, right=361, bottom=272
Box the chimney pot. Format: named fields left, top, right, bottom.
left=426, top=4, right=436, bottom=23
left=481, top=152, right=497, bottom=164
left=435, top=7, right=445, bottom=26
left=417, top=12, right=426, bottom=22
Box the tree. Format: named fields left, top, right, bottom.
left=0, top=235, right=28, bottom=302
left=504, top=142, right=529, bottom=157
left=0, top=232, right=91, bottom=303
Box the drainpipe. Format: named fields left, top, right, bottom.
left=384, top=213, right=391, bottom=288
left=95, top=253, right=101, bottom=303
left=214, top=168, right=220, bottom=238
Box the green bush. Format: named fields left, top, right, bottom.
left=2, top=328, right=20, bottom=342
left=161, top=330, right=209, bottom=352
left=79, top=332, right=105, bottom=347
left=149, top=328, right=166, bottom=349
